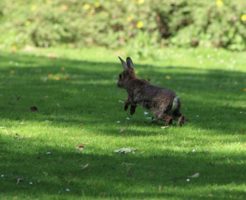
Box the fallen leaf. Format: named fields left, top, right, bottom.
left=60, top=4, right=68, bottom=11
left=81, top=163, right=89, bottom=170
left=14, top=133, right=21, bottom=140
left=121, top=162, right=135, bottom=167
left=10, top=70, right=15, bottom=75
left=119, top=127, right=126, bottom=133
left=77, top=144, right=85, bottom=151
left=165, top=75, right=171, bottom=80
left=41, top=77, right=48, bottom=82
left=189, top=172, right=200, bottom=178
left=48, top=53, right=57, bottom=59
left=42, top=171, right=48, bottom=176
left=161, top=126, right=169, bottom=129
left=16, top=177, right=23, bottom=184
left=11, top=46, right=17, bottom=53
left=23, top=45, right=35, bottom=52
left=118, top=100, right=124, bottom=104
left=47, top=74, right=62, bottom=81
left=114, top=147, right=136, bottom=154
left=54, top=76, right=61, bottom=81
left=64, top=75, right=70, bottom=80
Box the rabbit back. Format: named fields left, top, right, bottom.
left=130, top=82, right=178, bottom=118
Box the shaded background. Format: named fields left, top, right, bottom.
left=0, top=0, right=245, bottom=54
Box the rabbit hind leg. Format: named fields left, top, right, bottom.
left=156, top=111, right=173, bottom=125
left=152, top=109, right=172, bottom=125
left=173, top=109, right=185, bottom=126
left=130, top=104, right=137, bottom=115
left=163, top=114, right=173, bottom=125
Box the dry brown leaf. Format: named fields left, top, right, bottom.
left=77, top=144, right=85, bottom=151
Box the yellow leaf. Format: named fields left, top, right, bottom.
left=137, top=0, right=145, bottom=4
left=94, top=2, right=100, bottom=8
left=83, top=4, right=91, bottom=10
left=31, top=5, right=37, bottom=12
left=54, top=76, right=61, bottom=81
left=136, top=21, right=144, bottom=29
left=60, top=4, right=68, bottom=11
left=241, top=14, right=246, bottom=22
left=216, top=0, right=223, bottom=8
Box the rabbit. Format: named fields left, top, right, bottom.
left=117, top=56, right=185, bottom=126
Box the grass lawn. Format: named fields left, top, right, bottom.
left=0, top=47, right=246, bottom=200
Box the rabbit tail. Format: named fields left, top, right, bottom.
left=171, top=96, right=180, bottom=113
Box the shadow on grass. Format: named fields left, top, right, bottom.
left=1, top=51, right=246, bottom=199
left=1, top=134, right=246, bottom=199
left=0, top=51, right=245, bottom=135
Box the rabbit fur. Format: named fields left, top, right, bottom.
left=117, top=56, right=185, bottom=126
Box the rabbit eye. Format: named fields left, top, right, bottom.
left=119, top=74, right=122, bottom=79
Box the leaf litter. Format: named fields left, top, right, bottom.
left=76, top=144, right=85, bottom=152
left=114, top=147, right=136, bottom=154
left=81, top=163, right=89, bottom=170
left=189, top=172, right=200, bottom=178
left=16, top=177, right=24, bottom=184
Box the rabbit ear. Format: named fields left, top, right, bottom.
left=118, top=56, right=128, bottom=70
left=126, top=57, right=134, bottom=69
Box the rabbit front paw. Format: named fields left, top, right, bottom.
left=130, top=105, right=137, bottom=115
left=124, top=102, right=129, bottom=111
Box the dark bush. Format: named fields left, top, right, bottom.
left=0, top=0, right=245, bottom=50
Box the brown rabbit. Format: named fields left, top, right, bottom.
left=117, top=56, right=185, bottom=126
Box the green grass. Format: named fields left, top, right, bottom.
left=0, top=47, right=246, bottom=200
